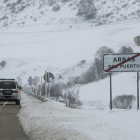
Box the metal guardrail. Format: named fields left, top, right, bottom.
left=22, top=89, right=49, bottom=102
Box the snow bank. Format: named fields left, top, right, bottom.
left=18, top=91, right=140, bottom=140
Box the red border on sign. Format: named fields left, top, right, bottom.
left=105, top=53, right=140, bottom=72
left=28, top=76, right=33, bottom=81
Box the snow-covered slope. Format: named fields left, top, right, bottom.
left=1, top=0, right=140, bottom=27
left=0, top=22, right=140, bottom=84
left=79, top=72, right=138, bottom=108
left=1, top=1, right=140, bottom=139
left=0, top=0, right=140, bottom=102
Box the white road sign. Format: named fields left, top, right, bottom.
left=34, top=76, right=40, bottom=83
left=103, top=53, right=140, bottom=72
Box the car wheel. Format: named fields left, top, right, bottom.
left=16, top=100, right=20, bottom=105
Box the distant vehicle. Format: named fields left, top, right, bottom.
left=70, top=104, right=77, bottom=108
left=58, top=96, right=64, bottom=102
left=0, top=79, right=21, bottom=105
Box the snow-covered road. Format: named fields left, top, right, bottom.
left=18, top=91, right=140, bottom=140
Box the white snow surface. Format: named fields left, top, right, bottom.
left=1, top=0, right=140, bottom=84
left=79, top=72, right=138, bottom=108
left=1, top=22, right=140, bottom=84
left=0, top=0, right=140, bottom=139
left=18, top=91, right=140, bottom=140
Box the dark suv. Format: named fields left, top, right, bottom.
left=0, top=79, right=21, bottom=105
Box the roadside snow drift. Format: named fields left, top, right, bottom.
left=18, top=91, right=140, bottom=140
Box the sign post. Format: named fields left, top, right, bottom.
left=45, top=71, right=47, bottom=97
left=137, top=72, right=139, bottom=109
left=33, top=76, right=40, bottom=95
left=28, top=76, right=33, bottom=93
left=33, top=81, right=37, bottom=94
left=103, top=53, right=140, bottom=110
left=110, top=73, right=112, bottom=110
left=43, top=72, right=54, bottom=98
left=40, top=76, right=42, bottom=96
left=48, top=72, right=50, bottom=98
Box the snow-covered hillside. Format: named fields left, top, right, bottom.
left=0, top=22, right=140, bottom=84
left=0, top=0, right=140, bottom=104
left=1, top=1, right=140, bottom=139
left=80, top=72, right=138, bottom=109
left=1, top=0, right=140, bottom=27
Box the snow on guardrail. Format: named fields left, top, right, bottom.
left=22, top=89, right=49, bottom=102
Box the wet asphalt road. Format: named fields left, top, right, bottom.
left=0, top=102, right=28, bottom=140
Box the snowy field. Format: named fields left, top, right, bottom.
left=18, top=91, right=140, bottom=140
left=79, top=72, right=138, bottom=108
left=1, top=22, right=140, bottom=84
left=1, top=0, right=140, bottom=139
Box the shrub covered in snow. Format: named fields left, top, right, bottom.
left=48, top=0, right=55, bottom=6
left=64, top=88, right=82, bottom=107
left=0, top=61, right=6, bottom=67
left=112, top=95, right=136, bottom=109
left=53, top=4, right=60, bottom=11
left=77, top=0, right=97, bottom=19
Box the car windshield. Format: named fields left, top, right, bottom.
left=0, top=81, right=16, bottom=89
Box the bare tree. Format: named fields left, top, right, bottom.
left=96, top=101, right=106, bottom=110
left=1, top=61, right=6, bottom=67
left=50, top=83, right=61, bottom=97
left=118, top=46, right=134, bottom=53
left=16, top=77, right=22, bottom=87
left=67, top=76, right=75, bottom=87
left=66, top=88, right=82, bottom=106
left=112, top=95, right=136, bottom=109
left=50, top=82, right=65, bottom=97
left=48, top=0, right=54, bottom=5
left=81, top=66, right=96, bottom=84
left=88, top=101, right=97, bottom=106
left=81, top=46, right=114, bottom=84
left=23, top=84, right=28, bottom=91
left=93, top=46, right=114, bottom=79
left=77, top=0, right=97, bottom=19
